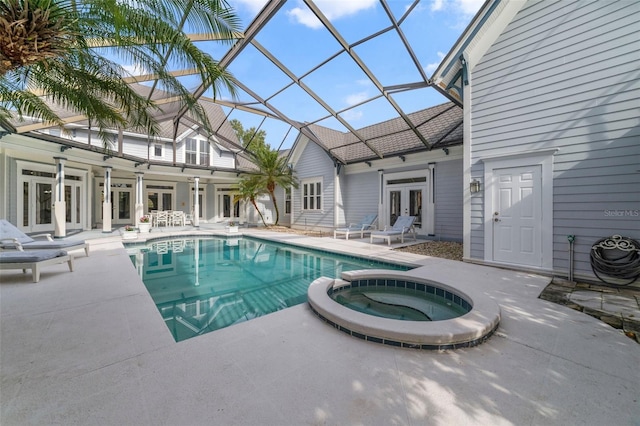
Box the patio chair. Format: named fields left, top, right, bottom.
left=170, top=211, right=185, bottom=227
left=155, top=211, right=169, bottom=227
left=0, top=249, right=74, bottom=282
left=0, top=219, right=89, bottom=256
left=370, top=215, right=417, bottom=246
left=333, top=214, right=378, bottom=240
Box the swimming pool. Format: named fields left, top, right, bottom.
left=127, top=236, right=410, bottom=342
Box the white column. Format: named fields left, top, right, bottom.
left=462, top=52, right=473, bottom=260
left=334, top=164, right=344, bottom=226
left=135, top=172, right=144, bottom=226
left=102, top=167, right=112, bottom=233
left=426, top=163, right=436, bottom=235
left=378, top=169, right=384, bottom=228
left=193, top=176, right=200, bottom=227
left=53, top=157, right=66, bottom=237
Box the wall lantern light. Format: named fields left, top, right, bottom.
left=470, top=179, right=481, bottom=193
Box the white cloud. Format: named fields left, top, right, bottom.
left=457, top=0, right=485, bottom=16
left=424, top=51, right=446, bottom=74
left=287, top=0, right=377, bottom=29
left=120, top=63, right=146, bottom=77
left=341, top=109, right=363, bottom=121
left=287, top=7, right=323, bottom=29
left=429, top=0, right=483, bottom=17
left=345, top=91, right=369, bottom=107
left=430, top=0, right=444, bottom=12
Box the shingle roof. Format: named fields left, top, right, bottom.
left=301, top=102, right=462, bottom=164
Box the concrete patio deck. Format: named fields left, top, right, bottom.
left=1, top=228, right=638, bottom=425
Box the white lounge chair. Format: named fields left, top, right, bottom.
left=0, top=219, right=89, bottom=256
left=370, top=215, right=417, bottom=246
left=334, top=214, right=378, bottom=240
left=0, top=249, right=74, bottom=282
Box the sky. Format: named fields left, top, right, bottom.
left=180, top=0, right=485, bottom=150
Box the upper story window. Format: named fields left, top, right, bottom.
left=186, top=138, right=198, bottom=165
left=302, top=178, right=322, bottom=211
left=154, top=144, right=162, bottom=157
left=185, top=138, right=210, bottom=166
left=199, top=140, right=210, bottom=166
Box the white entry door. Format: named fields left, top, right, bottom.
left=492, top=165, right=542, bottom=267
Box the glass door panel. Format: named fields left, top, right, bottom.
left=23, top=182, right=29, bottom=226
left=118, top=191, right=131, bottom=220
left=76, top=186, right=81, bottom=225
left=409, top=189, right=422, bottom=229
left=223, top=194, right=231, bottom=218
left=162, top=193, right=172, bottom=210
left=36, top=182, right=52, bottom=225
left=388, top=190, right=401, bottom=226
left=148, top=193, right=159, bottom=211
left=65, top=185, right=72, bottom=223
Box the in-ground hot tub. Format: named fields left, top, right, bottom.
left=308, top=269, right=501, bottom=350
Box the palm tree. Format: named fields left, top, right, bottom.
left=250, top=147, right=298, bottom=226
left=234, top=175, right=268, bottom=227
left=0, top=0, right=239, bottom=145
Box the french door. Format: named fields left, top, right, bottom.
left=100, top=184, right=134, bottom=224
left=216, top=188, right=240, bottom=222
left=386, top=185, right=424, bottom=230
left=64, top=182, right=83, bottom=228
left=21, top=178, right=52, bottom=232
left=146, top=185, right=174, bottom=212
left=21, top=170, right=85, bottom=232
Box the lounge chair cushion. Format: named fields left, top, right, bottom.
left=0, top=219, right=35, bottom=244
left=0, top=219, right=89, bottom=256
left=10, top=240, right=85, bottom=250
left=0, top=250, right=67, bottom=263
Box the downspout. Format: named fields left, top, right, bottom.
left=567, top=235, right=575, bottom=282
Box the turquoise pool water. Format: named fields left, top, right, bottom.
left=127, top=236, right=409, bottom=342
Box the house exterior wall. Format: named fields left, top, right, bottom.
left=469, top=0, right=640, bottom=278
left=435, top=158, right=463, bottom=241
left=291, top=140, right=335, bottom=230
left=205, top=184, right=216, bottom=222
left=343, top=171, right=379, bottom=227
left=341, top=153, right=463, bottom=241
left=211, top=149, right=235, bottom=169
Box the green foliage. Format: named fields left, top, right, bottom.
left=0, top=0, right=240, bottom=147
left=229, top=118, right=269, bottom=153
left=234, top=175, right=267, bottom=227
left=249, top=147, right=298, bottom=226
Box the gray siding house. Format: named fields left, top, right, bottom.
left=432, top=0, right=640, bottom=281
left=0, top=98, right=255, bottom=234
left=287, top=102, right=465, bottom=241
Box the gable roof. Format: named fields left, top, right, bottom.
left=297, top=102, right=463, bottom=165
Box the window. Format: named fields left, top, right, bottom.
left=185, top=138, right=209, bottom=165
left=285, top=187, right=291, bottom=214
left=199, top=140, right=210, bottom=166
left=302, top=179, right=322, bottom=211
left=154, top=144, right=162, bottom=157
left=185, top=138, right=197, bottom=165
